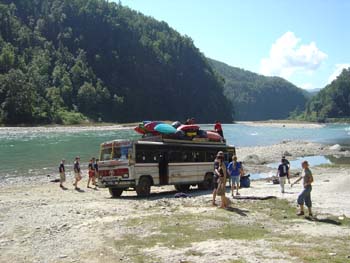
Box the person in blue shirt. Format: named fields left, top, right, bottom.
left=227, top=156, right=242, bottom=197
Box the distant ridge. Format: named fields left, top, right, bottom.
left=208, top=58, right=308, bottom=120
left=304, top=68, right=350, bottom=121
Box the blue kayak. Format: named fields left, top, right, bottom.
left=155, top=123, right=177, bottom=134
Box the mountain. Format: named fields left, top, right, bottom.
left=208, top=59, right=308, bottom=120
left=304, top=68, right=350, bottom=121
left=307, top=88, right=321, bottom=97
left=0, top=0, right=232, bottom=125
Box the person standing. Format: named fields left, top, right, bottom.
left=277, top=158, right=290, bottom=193
left=291, top=161, right=314, bottom=217
left=73, top=156, right=82, bottom=190
left=227, top=156, right=242, bottom=196
left=282, top=156, right=291, bottom=184
left=93, top=158, right=99, bottom=185
left=87, top=158, right=95, bottom=188
left=212, top=151, right=229, bottom=208
left=214, top=120, right=224, bottom=138
left=59, top=159, right=66, bottom=189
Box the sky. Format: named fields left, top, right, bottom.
left=119, top=0, right=350, bottom=91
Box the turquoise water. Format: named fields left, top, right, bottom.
left=0, top=123, right=349, bottom=179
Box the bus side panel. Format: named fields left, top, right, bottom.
left=134, top=164, right=159, bottom=185
left=168, top=163, right=201, bottom=184
left=196, top=162, right=213, bottom=179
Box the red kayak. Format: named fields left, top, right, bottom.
left=206, top=131, right=223, bottom=142
left=177, top=124, right=200, bottom=132
left=144, top=121, right=163, bottom=132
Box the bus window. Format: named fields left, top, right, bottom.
left=100, top=148, right=112, bottom=161
left=152, top=152, right=159, bottom=162
left=169, top=151, right=182, bottom=162
left=112, top=145, right=132, bottom=160
left=206, top=152, right=216, bottom=162
left=183, top=152, right=195, bottom=162
left=194, top=151, right=206, bottom=162
left=227, top=152, right=234, bottom=162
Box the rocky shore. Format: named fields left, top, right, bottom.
left=0, top=140, right=349, bottom=263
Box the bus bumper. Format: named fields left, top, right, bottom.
left=98, top=177, right=136, bottom=188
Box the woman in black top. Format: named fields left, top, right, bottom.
left=212, top=151, right=229, bottom=208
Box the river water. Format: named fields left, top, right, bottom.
left=0, top=123, right=349, bottom=179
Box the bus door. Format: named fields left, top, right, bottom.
left=158, top=152, right=169, bottom=185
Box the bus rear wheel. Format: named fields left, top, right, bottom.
left=175, top=184, right=190, bottom=192
left=109, top=188, right=124, bottom=198
left=136, top=177, right=151, bottom=197
left=198, top=173, right=214, bottom=190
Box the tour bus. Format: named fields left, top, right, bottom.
left=97, top=137, right=235, bottom=197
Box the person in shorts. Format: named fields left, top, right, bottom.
left=87, top=157, right=96, bottom=188
left=291, top=161, right=314, bottom=217
left=93, top=158, right=99, bottom=184
left=227, top=156, right=242, bottom=196
left=73, top=156, right=82, bottom=190
left=276, top=158, right=290, bottom=193
left=59, top=159, right=66, bottom=188
left=212, top=151, right=229, bottom=208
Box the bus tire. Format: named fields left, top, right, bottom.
left=136, top=177, right=152, bottom=197
left=198, top=173, right=214, bottom=190
left=174, top=184, right=190, bottom=192
left=109, top=188, right=123, bottom=198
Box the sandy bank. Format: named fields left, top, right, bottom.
left=0, top=140, right=349, bottom=263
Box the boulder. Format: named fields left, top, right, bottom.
left=329, top=144, right=343, bottom=151
left=283, top=151, right=292, bottom=157
left=243, top=154, right=261, bottom=164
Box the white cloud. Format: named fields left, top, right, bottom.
left=328, top=63, right=350, bottom=84
left=260, top=32, right=327, bottom=78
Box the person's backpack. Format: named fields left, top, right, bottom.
left=240, top=174, right=250, bottom=188
left=279, top=164, right=288, bottom=176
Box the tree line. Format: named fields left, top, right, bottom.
left=0, top=0, right=232, bottom=125
left=301, top=68, right=350, bottom=122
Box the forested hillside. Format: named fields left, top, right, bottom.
left=0, top=0, right=232, bottom=125
left=304, top=68, right=350, bottom=121
left=209, top=59, right=308, bottom=120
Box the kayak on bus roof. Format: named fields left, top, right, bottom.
left=154, top=123, right=177, bottom=135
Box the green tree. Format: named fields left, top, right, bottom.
left=0, top=69, right=35, bottom=124
left=77, top=82, right=97, bottom=115
left=0, top=43, right=15, bottom=73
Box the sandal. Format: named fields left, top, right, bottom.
left=297, top=211, right=305, bottom=216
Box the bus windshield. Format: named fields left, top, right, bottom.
left=100, top=141, right=133, bottom=161
left=111, top=145, right=131, bottom=160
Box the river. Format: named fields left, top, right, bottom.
left=0, top=123, right=349, bottom=179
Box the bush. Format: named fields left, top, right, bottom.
left=57, top=110, right=87, bottom=125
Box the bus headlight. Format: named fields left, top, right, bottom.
left=122, top=173, right=129, bottom=178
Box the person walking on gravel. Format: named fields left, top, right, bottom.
left=59, top=159, right=66, bottom=189
left=73, top=156, right=82, bottom=190
left=87, top=158, right=95, bottom=189
left=291, top=161, right=314, bottom=217
left=277, top=158, right=290, bottom=193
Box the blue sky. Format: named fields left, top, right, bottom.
left=120, top=0, right=350, bottom=90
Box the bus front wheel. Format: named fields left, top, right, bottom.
left=136, top=177, right=152, bottom=197
left=109, top=188, right=124, bottom=198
